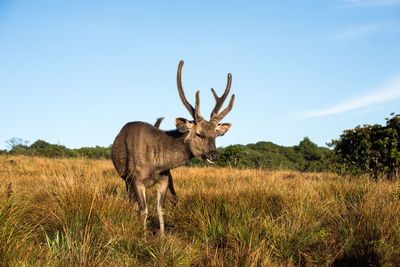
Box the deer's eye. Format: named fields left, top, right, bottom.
left=196, top=133, right=204, bottom=138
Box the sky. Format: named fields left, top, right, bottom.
left=1, top=0, right=400, bottom=150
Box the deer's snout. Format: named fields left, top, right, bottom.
left=207, top=151, right=219, bottom=163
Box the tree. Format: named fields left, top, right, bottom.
left=217, top=145, right=246, bottom=167
left=295, top=137, right=322, bottom=161
left=329, top=113, right=400, bottom=179
left=6, top=137, right=29, bottom=150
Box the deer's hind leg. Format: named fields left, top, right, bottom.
left=125, top=177, right=139, bottom=211
left=133, top=181, right=148, bottom=231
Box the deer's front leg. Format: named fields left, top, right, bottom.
left=157, top=175, right=169, bottom=236
left=167, top=170, right=178, bottom=206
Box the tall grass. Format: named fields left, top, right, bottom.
left=0, top=155, right=399, bottom=266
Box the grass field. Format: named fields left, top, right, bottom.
left=0, top=155, right=399, bottom=266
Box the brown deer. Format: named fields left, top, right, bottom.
left=111, top=60, right=235, bottom=235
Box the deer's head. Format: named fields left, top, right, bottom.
left=175, top=60, right=235, bottom=163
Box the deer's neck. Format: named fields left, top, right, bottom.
left=160, top=130, right=192, bottom=170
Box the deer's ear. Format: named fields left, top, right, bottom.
left=216, top=123, right=232, bottom=136
left=175, top=118, right=194, bottom=133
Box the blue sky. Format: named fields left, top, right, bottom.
left=1, top=0, right=399, bottom=150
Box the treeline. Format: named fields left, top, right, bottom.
left=3, top=139, right=111, bottom=159
left=190, top=137, right=331, bottom=172
left=2, top=137, right=330, bottom=172
left=2, top=112, right=399, bottom=177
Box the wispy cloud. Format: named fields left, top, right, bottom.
left=341, top=0, right=400, bottom=7
left=329, top=21, right=400, bottom=41
left=330, top=23, right=383, bottom=41
left=301, top=76, right=400, bottom=118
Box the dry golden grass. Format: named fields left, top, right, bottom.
left=0, top=155, right=399, bottom=266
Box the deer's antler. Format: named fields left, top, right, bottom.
left=210, top=73, right=235, bottom=122
left=177, top=60, right=203, bottom=122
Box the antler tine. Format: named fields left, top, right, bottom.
left=210, top=73, right=232, bottom=120
left=195, top=91, right=203, bottom=121
left=212, top=94, right=235, bottom=123
left=177, top=60, right=196, bottom=119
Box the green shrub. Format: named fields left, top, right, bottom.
left=330, top=113, right=400, bottom=179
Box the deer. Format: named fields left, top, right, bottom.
left=111, top=60, right=235, bottom=236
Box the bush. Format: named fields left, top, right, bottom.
left=329, top=113, right=400, bottom=179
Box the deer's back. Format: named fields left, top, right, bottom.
left=111, top=121, right=164, bottom=179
